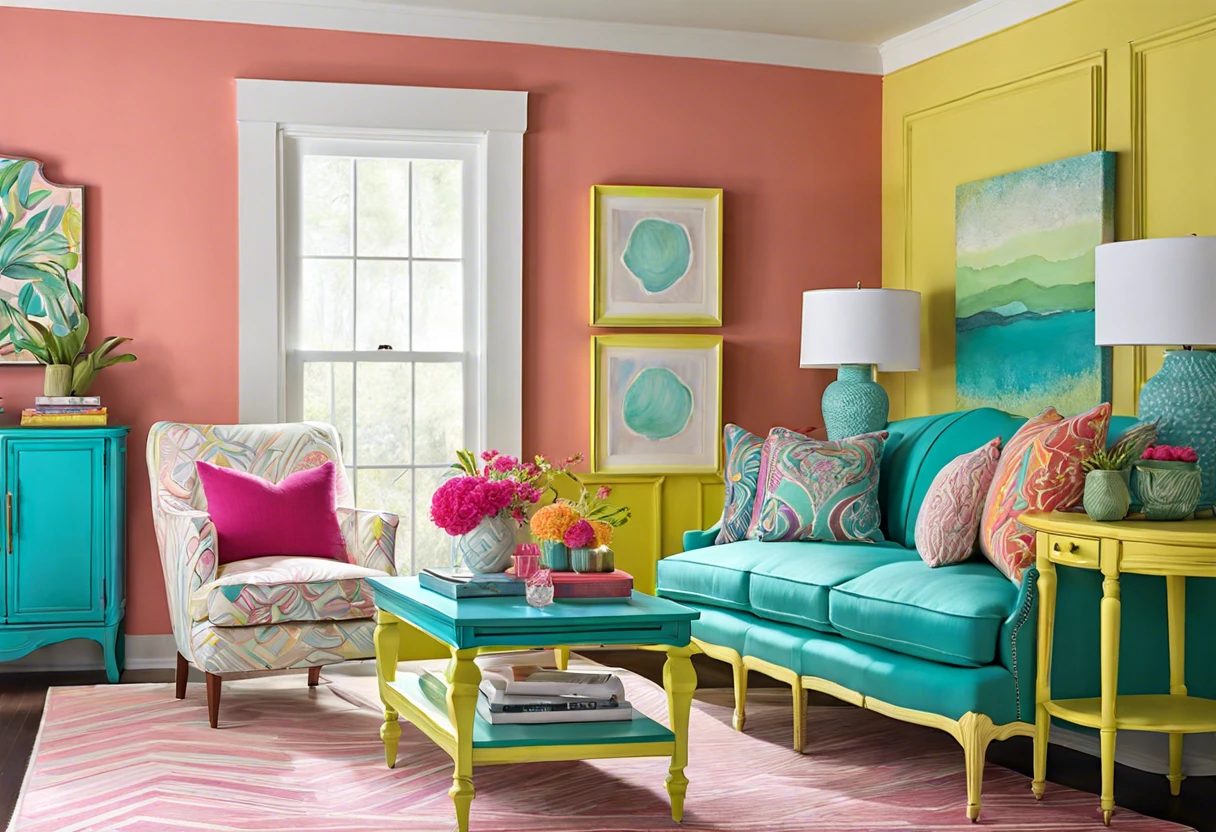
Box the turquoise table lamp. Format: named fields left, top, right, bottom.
left=1096, top=236, right=1216, bottom=506
left=800, top=287, right=921, bottom=440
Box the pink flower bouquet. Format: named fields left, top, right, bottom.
left=430, top=449, right=579, bottom=535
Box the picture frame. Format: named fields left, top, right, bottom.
left=590, top=185, right=722, bottom=327
left=591, top=334, right=723, bottom=474
left=0, top=157, right=85, bottom=363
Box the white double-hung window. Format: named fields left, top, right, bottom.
left=237, top=81, right=526, bottom=574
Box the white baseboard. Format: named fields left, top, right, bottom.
left=0, top=634, right=177, bottom=673
left=1053, top=725, right=1216, bottom=777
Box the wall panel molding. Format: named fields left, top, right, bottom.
left=896, top=51, right=1106, bottom=416
left=1129, top=14, right=1216, bottom=396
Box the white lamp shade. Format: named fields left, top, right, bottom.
left=1095, top=237, right=1216, bottom=346
left=800, top=288, right=921, bottom=371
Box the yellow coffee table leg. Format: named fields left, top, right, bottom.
left=1166, top=575, right=1187, bottom=796
left=664, top=643, right=697, bottom=822
left=1100, top=566, right=1121, bottom=827
left=374, top=610, right=402, bottom=769
left=1033, top=556, right=1057, bottom=800
left=554, top=645, right=570, bottom=670
left=446, top=647, right=481, bottom=832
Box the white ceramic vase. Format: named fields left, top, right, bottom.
left=452, top=514, right=516, bottom=573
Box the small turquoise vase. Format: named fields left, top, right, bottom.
left=1083, top=470, right=1131, bottom=522
left=1133, top=460, right=1202, bottom=521
left=540, top=540, right=571, bottom=571
left=821, top=364, right=888, bottom=440
left=1138, top=349, right=1216, bottom=507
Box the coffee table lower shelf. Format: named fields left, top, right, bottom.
left=384, top=672, right=677, bottom=765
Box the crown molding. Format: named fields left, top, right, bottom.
left=879, top=0, right=1076, bottom=74
left=3, top=0, right=883, bottom=74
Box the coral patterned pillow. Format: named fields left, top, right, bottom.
left=915, top=438, right=1002, bottom=567
left=747, top=429, right=887, bottom=543
left=979, top=404, right=1111, bottom=582
left=715, top=424, right=765, bottom=544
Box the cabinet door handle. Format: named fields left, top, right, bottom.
left=5, top=492, right=11, bottom=555
left=1052, top=541, right=1079, bottom=554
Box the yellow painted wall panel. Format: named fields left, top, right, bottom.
left=884, top=0, right=1216, bottom=418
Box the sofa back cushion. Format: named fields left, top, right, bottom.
left=882, top=409, right=1026, bottom=549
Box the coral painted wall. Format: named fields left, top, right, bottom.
left=1, top=8, right=880, bottom=635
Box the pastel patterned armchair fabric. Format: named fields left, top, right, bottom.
left=148, top=421, right=399, bottom=727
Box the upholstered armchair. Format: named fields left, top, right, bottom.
left=147, top=421, right=399, bottom=728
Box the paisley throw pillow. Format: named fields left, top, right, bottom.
left=915, top=438, right=1002, bottom=567
left=979, top=404, right=1111, bottom=582
left=747, top=429, right=887, bottom=543
left=715, top=424, right=765, bottom=544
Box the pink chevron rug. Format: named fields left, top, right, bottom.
left=8, top=660, right=1191, bottom=832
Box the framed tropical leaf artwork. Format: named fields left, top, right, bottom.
left=0, top=157, right=85, bottom=363
left=590, top=185, right=722, bottom=327
left=591, top=334, right=723, bottom=474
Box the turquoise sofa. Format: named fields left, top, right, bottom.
left=657, top=408, right=1216, bottom=821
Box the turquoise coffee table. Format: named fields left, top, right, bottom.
left=368, top=576, right=700, bottom=832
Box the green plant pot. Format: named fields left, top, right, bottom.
left=540, top=540, right=570, bottom=571
left=43, top=364, right=72, bottom=397
left=1083, top=470, right=1130, bottom=522
left=1133, top=460, right=1202, bottom=521
left=570, top=547, right=599, bottom=573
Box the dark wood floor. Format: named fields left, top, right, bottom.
left=2, top=656, right=1213, bottom=831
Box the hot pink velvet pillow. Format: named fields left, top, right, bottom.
left=196, top=460, right=348, bottom=565
left=915, top=438, right=1001, bottom=567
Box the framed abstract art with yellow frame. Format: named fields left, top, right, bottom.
left=591, top=334, right=723, bottom=474
left=590, top=185, right=723, bottom=327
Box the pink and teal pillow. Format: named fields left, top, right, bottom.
left=915, top=438, right=1001, bottom=567
left=715, top=424, right=765, bottom=544
left=196, top=460, right=348, bottom=565
left=979, top=403, right=1111, bottom=582
left=747, top=429, right=887, bottom=543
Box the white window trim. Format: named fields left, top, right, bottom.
left=236, top=79, right=527, bottom=456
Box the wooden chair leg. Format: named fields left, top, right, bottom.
left=308, top=666, right=322, bottom=687
left=175, top=653, right=189, bottom=700
left=205, top=672, right=222, bottom=729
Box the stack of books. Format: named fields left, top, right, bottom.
left=419, top=566, right=524, bottom=598
left=22, top=396, right=107, bottom=426
left=473, top=664, right=632, bottom=725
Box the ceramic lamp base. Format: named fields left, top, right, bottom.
left=1138, top=349, right=1216, bottom=507
left=822, top=364, right=888, bottom=440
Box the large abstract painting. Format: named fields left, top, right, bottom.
left=0, top=157, right=84, bottom=362
left=591, top=186, right=722, bottom=327
left=955, top=151, right=1114, bottom=416
left=592, top=334, right=722, bottom=473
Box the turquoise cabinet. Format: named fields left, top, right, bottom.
left=0, top=427, right=128, bottom=681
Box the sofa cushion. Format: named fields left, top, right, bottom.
left=829, top=560, right=1018, bottom=667
left=656, top=540, right=785, bottom=611
left=750, top=429, right=887, bottom=543
left=914, top=437, right=1001, bottom=567
left=716, top=424, right=766, bottom=544
left=980, top=403, right=1111, bottom=582
left=190, top=555, right=387, bottom=626
left=748, top=541, right=915, bottom=633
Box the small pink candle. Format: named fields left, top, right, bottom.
left=513, top=543, right=542, bottom=579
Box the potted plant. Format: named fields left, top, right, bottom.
left=1082, top=447, right=1133, bottom=522
left=9, top=311, right=136, bottom=396
left=1133, top=445, right=1202, bottom=521
left=530, top=478, right=630, bottom=572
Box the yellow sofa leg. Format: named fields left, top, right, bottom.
left=792, top=683, right=807, bottom=752
left=958, top=712, right=995, bottom=822
left=553, top=646, right=570, bottom=670
left=732, top=659, right=748, bottom=732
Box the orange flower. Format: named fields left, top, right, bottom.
left=530, top=502, right=579, bottom=542
left=589, top=520, right=613, bottom=548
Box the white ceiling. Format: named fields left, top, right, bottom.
left=366, top=0, right=979, bottom=45
left=5, top=0, right=1070, bottom=73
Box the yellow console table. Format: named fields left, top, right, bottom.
left=1021, top=511, right=1216, bottom=826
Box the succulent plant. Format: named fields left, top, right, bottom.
left=1082, top=446, right=1135, bottom=474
